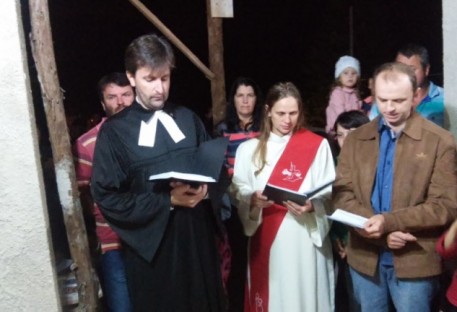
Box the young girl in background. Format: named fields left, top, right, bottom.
left=325, top=55, right=362, bottom=133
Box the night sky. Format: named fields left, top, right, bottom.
left=27, top=0, right=443, bottom=130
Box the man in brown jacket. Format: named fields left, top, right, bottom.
left=333, top=62, right=457, bottom=312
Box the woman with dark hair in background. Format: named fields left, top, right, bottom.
left=215, top=76, right=263, bottom=176
left=215, top=77, right=263, bottom=311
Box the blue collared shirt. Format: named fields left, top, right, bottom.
left=371, top=118, right=399, bottom=264
left=415, top=82, right=444, bottom=126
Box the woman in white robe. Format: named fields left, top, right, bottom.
left=230, top=82, right=335, bottom=312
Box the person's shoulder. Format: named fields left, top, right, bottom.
left=103, top=103, right=136, bottom=126
left=421, top=118, right=452, bottom=138
left=214, top=121, right=228, bottom=136
left=309, top=127, right=329, bottom=139
left=351, top=119, right=378, bottom=139
left=165, top=102, right=193, bottom=115
left=426, top=81, right=444, bottom=105
left=330, top=86, right=345, bottom=95
left=215, top=121, right=227, bottom=131
left=75, top=120, right=103, bottom=147
left=410, top=113, right=455, bottom=143
left=238, top=136, right=259, bottom=152
left=302, top=128, right=329, bottom=144
left=429, top=81, right=444, bottom=96
left=166, top=104, right=203, bottom=124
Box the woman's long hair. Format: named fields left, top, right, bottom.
left=253, top=82, right=306, bottom=175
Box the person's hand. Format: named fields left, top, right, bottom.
left=355, top=214, right=385, bottom=239
left=250, top=191, right=274, bottom=211
left=333, top=238, right=347, bottom=259
left=283, top=199, right=314, bottom=217
left=387, top=231, right=417, bottom=249
left=170, top=181, right=208, bottom=208
left=249, top=191, right=273, bottom=219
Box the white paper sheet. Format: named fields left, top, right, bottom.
left=327, top=209, right=368, bottom=228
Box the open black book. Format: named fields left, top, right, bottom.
left=262, top=180, right=334, bottom=206
left=148, top=137, right=229, bottom=188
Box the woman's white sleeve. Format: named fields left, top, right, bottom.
left=305, top=140, right=336, bottom=247
left=229, top=143, right=262, bottom=236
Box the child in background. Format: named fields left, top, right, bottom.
left=325, top=56, right=362, bottom=133
left=331, top=110, right=369, bottom=312
left=334, top=110, right=370, bottom=154
left=436, top=219, right=457, bottom=312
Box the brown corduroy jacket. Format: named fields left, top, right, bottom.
left=333, top=112, right=457, bottom=278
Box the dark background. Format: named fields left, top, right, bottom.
left=36, top=0, right=443, bottom=131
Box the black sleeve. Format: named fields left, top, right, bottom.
left=91, top=126, right=170, bottom=261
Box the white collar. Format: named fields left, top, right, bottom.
left=138, top=110, right=185, bottom=147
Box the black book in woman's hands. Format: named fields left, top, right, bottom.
left=262, top=180, right=334, bottom=206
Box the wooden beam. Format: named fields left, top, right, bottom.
left=128, top=0, right=215, bottom=80
left=28, top=0, right=99, bottom=310
left=207, top=0, right=227, bottom=126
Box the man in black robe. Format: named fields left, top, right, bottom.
left=91, top=33, right=226, bottom=311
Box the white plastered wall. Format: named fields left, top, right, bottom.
left=0, top=1, right=60, bottom=310
left=443, top=0, right=457, bottom=136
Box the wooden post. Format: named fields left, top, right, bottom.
left=128, top=0, right=215, bottom=80
left=28, top=0, right=99, bottom=310
left=206, top=0, right=227, bottom=126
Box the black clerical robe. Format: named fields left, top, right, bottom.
left=91, top=102, right=226, bottom=311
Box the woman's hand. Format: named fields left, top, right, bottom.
left=249, top=191, right=273, bottom=219
left=283, top=199, right=314, bottom=216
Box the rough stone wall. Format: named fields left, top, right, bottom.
left=0, top=1, right=60, bottom=310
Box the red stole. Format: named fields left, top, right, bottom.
left=245, top=129, right=323, bottom=312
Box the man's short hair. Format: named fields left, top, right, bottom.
left=97, top=72, right=131, bottom=102
left=373, top=62, right=418, bottom=93
left=397, top=43, right=430, bottom=69
left=125, top=33, right=175, bottom=75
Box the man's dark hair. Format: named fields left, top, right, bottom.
left=225, top=77, right=263, bottom=132
left=397, top=43, right=430, bottom=69
left=97, top=72, right=131, bottom=102
left=333, top=110, right=369, bottom=132
left=125, top=33, right=175, bottom=75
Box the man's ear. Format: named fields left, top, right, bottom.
left=413, top=88, right=421, bottom=106
left=126, top=70, right=136, bottom=87
left=101, top=101, right=107, bottom=113
left=424, top=64, right=430, bottom=77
